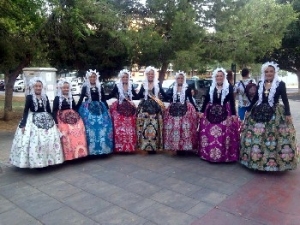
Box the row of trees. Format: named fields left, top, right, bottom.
left=0, top=0, right=299, bottom=120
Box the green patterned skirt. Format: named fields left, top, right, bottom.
left=240, top=104, right=299, bottom=171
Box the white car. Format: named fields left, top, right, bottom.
left=71, top=82, right=83, bottom=95
left=13, top=80, right=25, bottom=92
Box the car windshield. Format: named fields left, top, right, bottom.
left=162, top=80, right=174, bottom=88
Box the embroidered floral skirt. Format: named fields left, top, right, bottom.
left=136, top=99, right=164, bottom=151
left=57, top=109, right=88, bottom=160
left=240, top=104, right=298, bottom=171
left=199, top=103, right=240, bottom=162
left=110, top=101, right=137, bottom=152
left=10, top=112, right=64, bottom=168
left=79, top=101, right=113, bottom=155
left=163, top=102, right=198, bottom=151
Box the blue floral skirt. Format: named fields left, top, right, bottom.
left=79, top=101, right=113, bottom=155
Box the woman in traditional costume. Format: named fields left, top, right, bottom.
left=77, top=69, right=113, bottom=155
left=53, top=79, right=88, bottom=160
left=199, top=68, right=240, bottom=162
left=240, top=62, right=298, bottom=171
left=136, top=66, right=168, bottom=153
left=163, top=71, right=199, bottom=154
left=106, top=69, right=138, bottom=152
left=10, top=77, right=64, bottom=168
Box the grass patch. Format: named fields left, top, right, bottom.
left=0, top=95, right=25, bottom=131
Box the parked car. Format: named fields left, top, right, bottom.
left=133, top=81, right=143, bottom=94
left=71, top=82, right=83, bottom=96
left=103, top=80, right=116, bottom=96
left=0, top=80, right=5, bottom=91
left=162, top=78, right=212, bottom=108
left=13, top=80, right=25, bottom=92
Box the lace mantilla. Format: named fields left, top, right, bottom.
left=209, top=68, right=229, bottom=105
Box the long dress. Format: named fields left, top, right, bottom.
left=107, top=85, right=138, bottom=152
left=199, top=86, right=240, bottom=162
left=240, top=81, right=298, bottom=171
left=137, top=84, right=168, bottom=151
left=53, top=96, right=88, bottom=160
left=163, top=87, right=199, bottom=152
left=10, top=95, right=64, bottom=168
left=77, top=86, right=113, bottom=155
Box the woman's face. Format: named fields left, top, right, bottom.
left=89, top=73, right=97, bottom=84
left=62, top=82, right=70, bottom=95
left=264, top=66, right=275, bottom=81
left=216, top=71, right=224, bottom=84
left=34, top=81, right=43, bottom=95
left=121, top=73, right=129, bottom=84
left=147, top=70, right=155, bottom=82
left=176, top=74, right=184, bottom=85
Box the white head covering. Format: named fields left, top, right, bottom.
left=116, top=69, right=133, bottom=103
left=143, top=66, right=159, bottom=100
left=173, top=71, right=188, bottom=104
left=84, top=69, right=101, bottom=102
left=257, top=61, right=281, bottom=107
left=29, top=76, right=47, bottom=111
left=56, top=79, right=73, bottom=109
left=209, top=68, right=229, bottom=105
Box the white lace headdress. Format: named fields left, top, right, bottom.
left=257, top=61, right=281, bottom=107
left=56, top=79, right=73, bottom=109
left=29, top=76, right=47, bottom=111
left=209, top=68, right=229, bottom=105
left=84, top=69, right=101, bottom=102
left=173, top=71, right=188, bottom=104
left=143, top=66, right=159, bottom=100
left=116, top=69, right=133, bottom=103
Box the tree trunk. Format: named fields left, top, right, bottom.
left=158, top=61, right=169, bottom=83
left=296, top=70, right=300, bottom=91
left=3, top=55, right=31, bottom=120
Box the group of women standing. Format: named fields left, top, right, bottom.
left=10, top=62, right=298, bottom=172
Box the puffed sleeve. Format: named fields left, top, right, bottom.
left=101, top=86, right=109, bottom=109
left=280, top=82, right=291, bottom=116
left=186, top=88, right=199, bottom=112
left=106, top=85, right=118, bottom=100
left=52, top=96, right=59, bottom=124
left=200, top=89, right=210, bottom=113
left=19, top=95, right=31, bottom=128
left=76, top=85, right=87, bottom=110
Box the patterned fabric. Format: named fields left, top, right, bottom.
left=79, top=101, right=113, bottom=155
left=137, top=99, right=164, bottom=151
left=110, top=101, right=137, bottom=152
left=234, top=79, right=256, bottom=107
left=199, top=103, right=240, bottom=162
left=240, top=104, right=298, bottom=171
left=251, top=102, right=274, bottom=122
left=57, top=109, right=88, bottom=160
left=32, top=112, right=55, bottom=129
left=206, top=104, right=228, bottom=124
left=116, top=100, right=136, bottom=117
left=164, top=102, right=198, bottom=151
left=10, top=112, right=64, bottom=168
left=169, top=102, right=187, bottom=117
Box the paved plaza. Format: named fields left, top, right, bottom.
left=0, top=99, right=300, bottom=225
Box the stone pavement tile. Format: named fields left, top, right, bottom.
left=168, top=170, right=205, bottom=185
left=0, top=207, right=43, bottom=225
left=193, top=177, right=240, bottom=195
left=97, top=159, right=142, bottom=174
left=0, top=195, right=16, bottom=214
left=130, top=169, right=168, bottom=183
left=0, top=170, right=24, bottom=187
left=154, top=177, right=202, bottom=196
left=186, top=201, right=214, bottom=219
left=90, top=205, right=146, bottom=225
left=138, top=202, right=196, bottom=225
left=105, top=191, right=156, bottom=214
left=82, top=180, right=124, bottom=199
left=122, top=178, right=163, bottom=198
left=24, top=174, right=60, bottom=188
left=188, top=187, right=228, bottom=205
left=62, top=191, right=112, bottom=216
left=88, top=168, right=134, bottom=186
left=143, top=221, right=158, bottom=225
left=37, top=180, right=81, bottom=199
left=39, top=206, right=99, bottom=225
left=0, top=181, right=40, bottom=201
left=191, top=208, right=264, bottom=225
left=150, top=189, right=199, bottom=212
left=56, top=171, right=100, bottom=188
left=13, top=192, right=63, bottom=218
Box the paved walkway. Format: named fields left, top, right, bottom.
left=0, top=99, right=300, bottom=225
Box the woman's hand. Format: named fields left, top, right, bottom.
left=286, top=115, right=292, bottom=123
left=198, top=112, right=204, bottom=118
